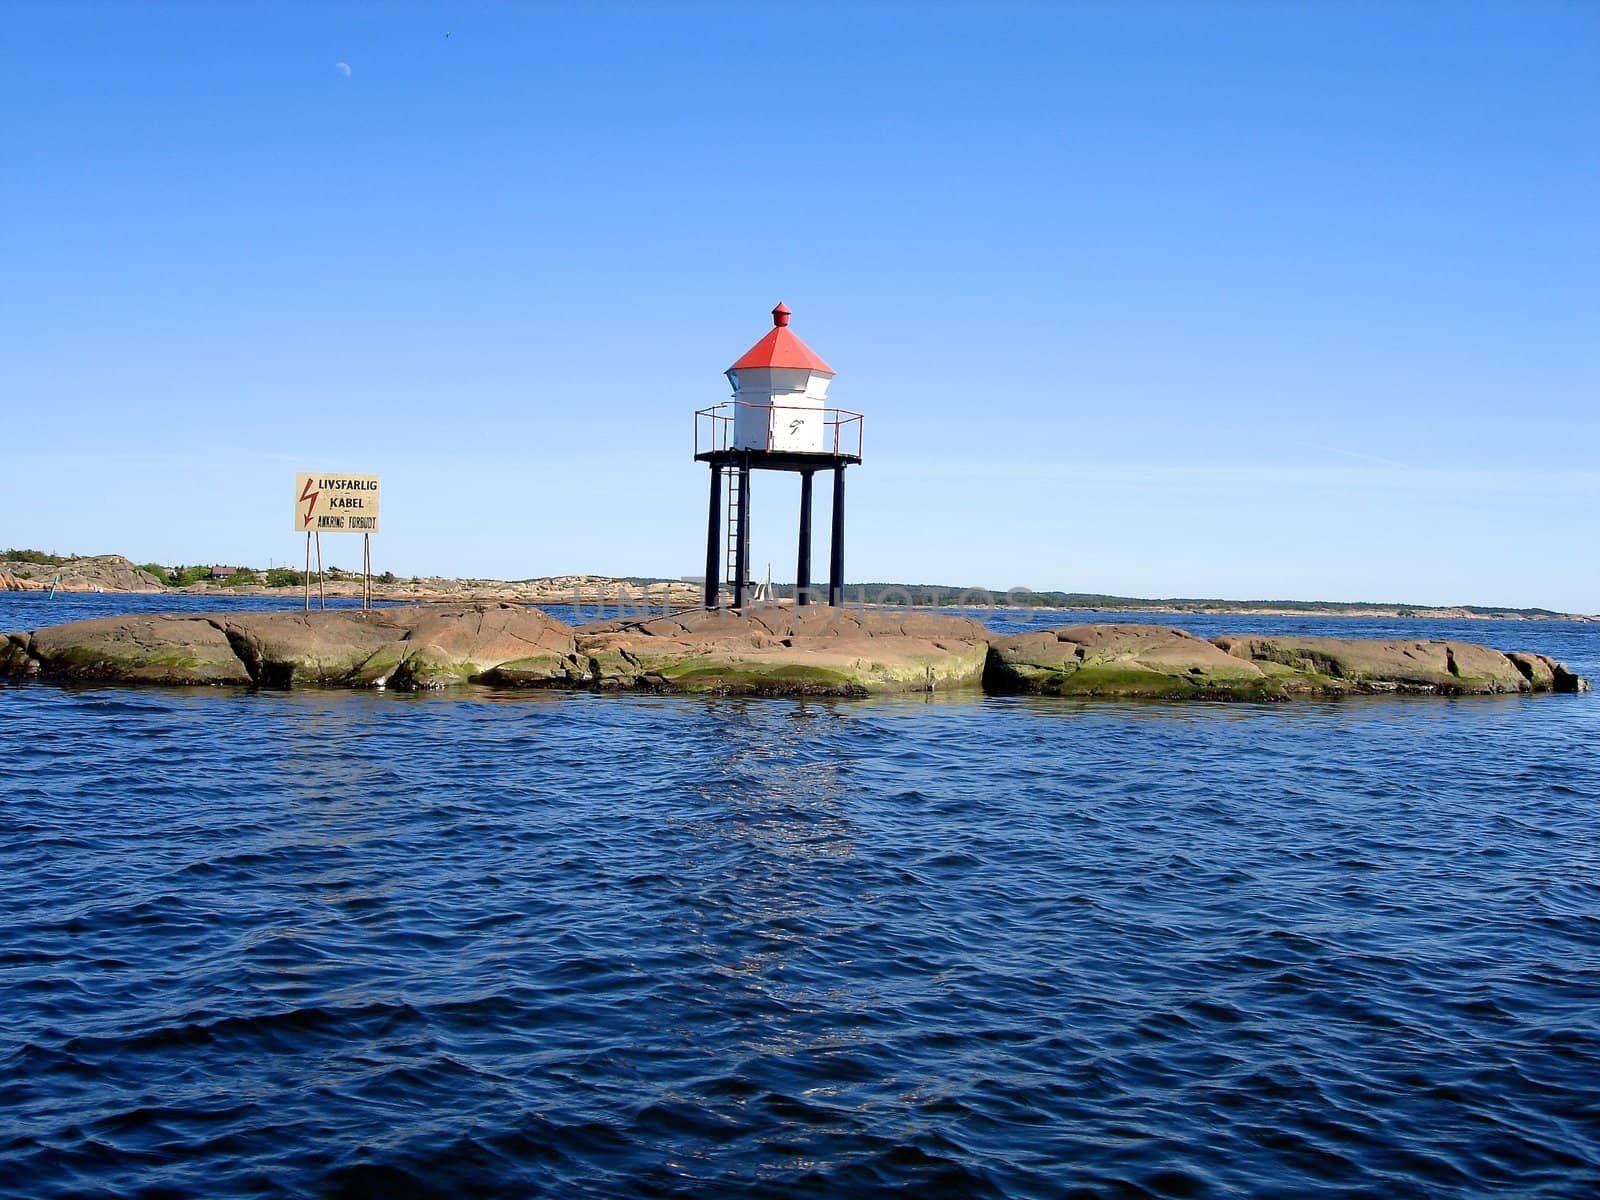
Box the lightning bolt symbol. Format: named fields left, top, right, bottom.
left=299, top=477, right=319, bottom=527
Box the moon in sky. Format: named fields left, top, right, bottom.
left=335, top=61, right=351, bottom=78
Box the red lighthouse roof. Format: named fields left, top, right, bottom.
left=728, top=302, right=836, bottom=375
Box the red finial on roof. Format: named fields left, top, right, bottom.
left=728, top=303, right=835, bottom=374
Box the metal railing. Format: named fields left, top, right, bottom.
left=694, top=401, right=864, bottom=459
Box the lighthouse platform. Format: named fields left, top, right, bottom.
left=693, top=401, right=863, bottom=467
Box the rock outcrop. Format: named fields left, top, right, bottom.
left=10, top=603, right=582, bottom=689
left=2, top=633, right=35, bottom=674
left=986, top=625, right=1277, bottom=698
left=1, top=606, right=1588, bottom=698
left=3, top=555, right=165, bottom=594
left=575, top=607, right=990, bottom=694
left=28, top=614, right=256, bottom=685
left=1, top=570, right=45, bottom=592
left=986, top=624, right=1590, bottom=698
left=1210, top=635, right=1588, bottom=696
left=216, top=604, right=584, bottom=688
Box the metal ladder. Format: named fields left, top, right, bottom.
left=723, top=465, right=744, bottom=597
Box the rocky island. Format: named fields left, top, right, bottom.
left=0, top=603, right=1587, bottom=699
left=0, top=554, right=704, bottom=607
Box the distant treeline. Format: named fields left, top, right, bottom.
left=639, top=577, right=1565, bottom=619
left=846, top=583, right=1567, bottom=618
left=4, top=548, right=69, bottom=566
left=136, top=564, right=404, bottom=589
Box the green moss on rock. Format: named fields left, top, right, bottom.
left=653, top=660, right=867, bottom=695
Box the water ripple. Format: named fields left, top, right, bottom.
left=3, top=624, right=1600, bottom=1196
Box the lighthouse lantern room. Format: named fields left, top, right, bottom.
left=726, top=302, right=835, bottom=454
left=694, top=304, right=864, bottom=611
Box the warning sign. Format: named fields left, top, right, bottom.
left=294, top=473, right=381, bottom=533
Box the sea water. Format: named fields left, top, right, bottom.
left=2, top=594, right=1597, bottom=1197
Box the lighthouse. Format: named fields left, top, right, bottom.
left=695, top=304, right=864, bottom=610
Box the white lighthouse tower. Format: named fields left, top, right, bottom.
left=693, top=303, right=864, bottom=611
left=726, top=302, right=836, bottom=454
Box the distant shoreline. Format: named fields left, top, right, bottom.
left=2, top=553, right=1592, bottom=622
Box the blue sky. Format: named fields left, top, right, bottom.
left=3, top=1, right=1596, bottom=610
